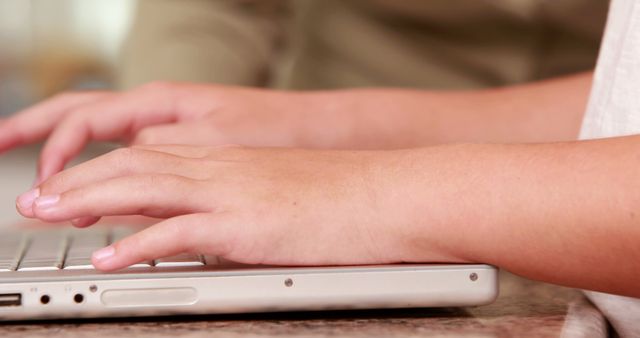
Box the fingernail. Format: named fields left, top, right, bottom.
left=17, top=188, right=40, bottom=210
left=34, top=194, right=60, bottom=209
left=93, top=246, right=116, bottom=262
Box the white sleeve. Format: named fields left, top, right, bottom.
left=580, top=0, right=640, bottom=139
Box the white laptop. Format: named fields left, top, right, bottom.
left=0, top=146, right=498, bottom=321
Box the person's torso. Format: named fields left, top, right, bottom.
left=276, top=0, right=608, bottom=90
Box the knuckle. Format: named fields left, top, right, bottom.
left=108, top=147, right=145, bottom=172
left=110, top=147, right=137, bottom=161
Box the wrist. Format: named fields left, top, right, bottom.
left=289, top=91, right=363, bottom=149
left=293, top=90, right=442, bottom=150
left=383, top=146, right=490, bottom=264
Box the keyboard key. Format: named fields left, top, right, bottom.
left=18, top=232, right=67, bottom=271
left=0, top=233, right=27, bottom=272
left=128, top=261, right=154, bottom=269
left=155, top=254, right=204, bottom=267
left=63, top=258, right=95, bottom=270
left=110, top=227, right=133, bottom=243
left=63, top=229, right=109, bottom=270
left=17, top=259, right=62, bottom=271
left=67, top=229, right=109, bottom=256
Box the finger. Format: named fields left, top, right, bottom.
left=91, top=213, right=231, bottom=271
left=29, top=174, right=211, bottom=222
left=16, top=147, right=203, bottom=218
left=0, top=92, right=110, bottom=154
left=36, top=85, right=181, bottom=181
left=132, top=121, right=220, bottom=146
left=71, top=216, right=102, bottom=228
left=43, top=146, right=203, bottom=193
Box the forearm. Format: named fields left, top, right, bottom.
left=300, top=72, right=592, bottom=149
left=397, top=136, right=640, bottom=297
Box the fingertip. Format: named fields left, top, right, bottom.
left=92, top=245, right=119, bottom=271
left=71, top=216, right=101, bottom=228
left=30, top=194, right=63, bottom=222
left=15, top=188, right=40, bottom=218
left=15, top=201, right=34, bottom=218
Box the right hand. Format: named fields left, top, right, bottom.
left=0, top=82, right=344, bottom=183
left=16, top=145, right=450, bottom=271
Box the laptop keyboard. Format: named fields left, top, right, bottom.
left=0, top=228, right=215, bottom=272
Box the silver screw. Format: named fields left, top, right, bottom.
left=284, top=278, right=293, bottom=287
left=469, top=273, right=478, bottom=282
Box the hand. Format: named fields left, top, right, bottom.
left=0, top=82, right=341, bottom=183
left=15, top=145, right=458, bottom=270
left=0, top=73, right=593, bottom=184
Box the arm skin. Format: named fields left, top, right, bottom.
left=309, top=71, right=592, bottom=149
left=396, top=137, right=640, bottom=298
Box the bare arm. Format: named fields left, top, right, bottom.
left=398, top=136, right=640, bottom=297
left=315, top=71, right=592, bottom=148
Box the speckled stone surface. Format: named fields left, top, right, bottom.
left=0, top=147, right=609, bottom=338
left=0, top=271, right=608, bottom=338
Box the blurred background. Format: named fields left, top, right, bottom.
left=0, top=0, right=609, bottom=117
left=0, top=0, right=134, bottom=117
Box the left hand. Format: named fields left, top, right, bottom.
left=15, top=145, right=458, bottom=270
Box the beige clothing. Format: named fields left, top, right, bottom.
left=119, top=0, right=608, bottom=90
